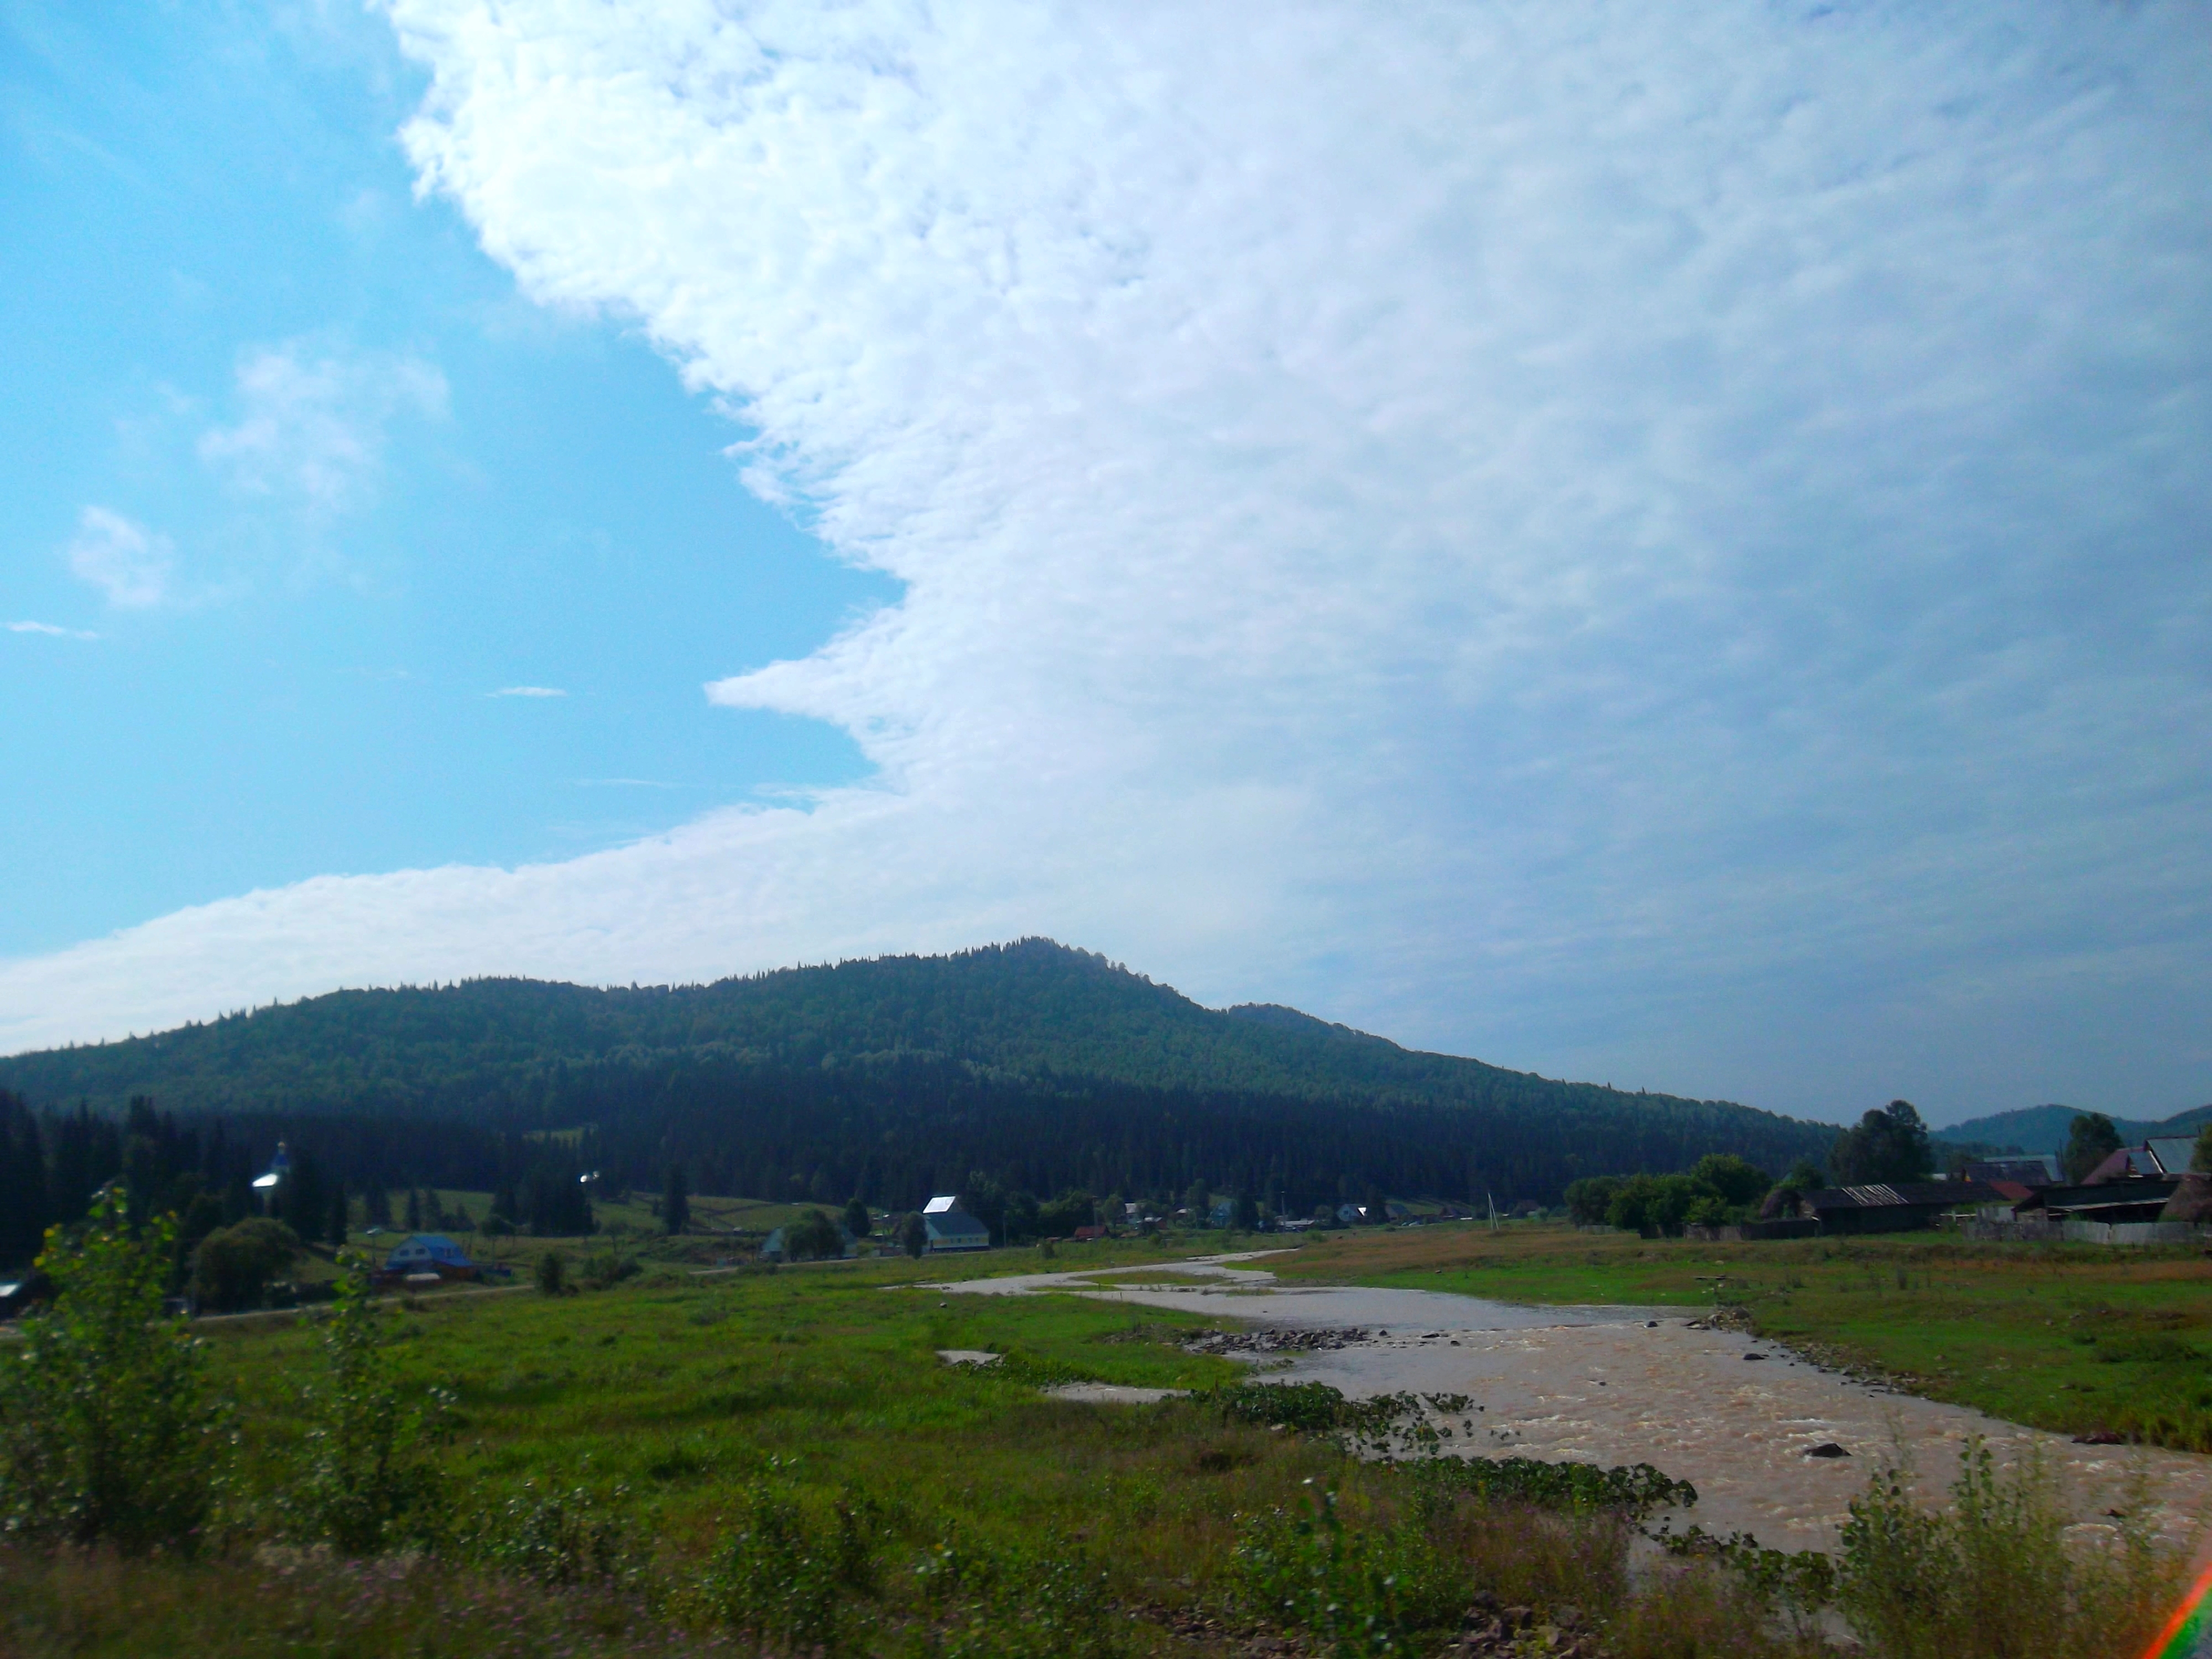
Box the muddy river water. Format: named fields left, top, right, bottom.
left=935, top=1254, right=2212, bottom=1561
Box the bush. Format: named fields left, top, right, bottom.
left=1687, top=1154, right=1770, bottom=1208
left=1402, top=1453, right=1695, bottom=1521
left=534, top=1249, right=568, bottom=1296
left=0, top=1190, right=228, bottom=1551
left=1562, top=1176, right=1621, bottom=1226
left=280, top=1258, right=453, bottom=1554
left=1234, top=1481, right=1460, bottom=1658
left=458, top=1479, right=630, bottom=1585
left=190, top=1217, right=301, bottom=1312
left=1606, top=1173, right=1707, bottom=1237
left=702, top=1482, right=874, bottom=1648
left=1838, top=1437, right=2178, bottom=1658
left=914, top=1530, right=1123, bottom=1659
left=785, top=1208, right=844, bottom=1262
left=898, top=1212, right=928, bottom=1259
left=579, top=1248, right=640, bottom=1291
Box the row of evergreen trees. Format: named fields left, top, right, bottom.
left=0, top=1091, right=600, bottom=1270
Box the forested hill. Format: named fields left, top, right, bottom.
left=1931, top=1102, right=2212, bottom=1154
left=0, top=940, right=1837, bottom=1208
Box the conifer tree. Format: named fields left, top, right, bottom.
left=664, top=1164, right=691, bottom=1235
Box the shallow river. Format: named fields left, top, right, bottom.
left=935, top=1254, right=2212, bottom=1560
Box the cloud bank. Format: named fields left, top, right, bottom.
left=5, top=0, right=2209, bottom=1119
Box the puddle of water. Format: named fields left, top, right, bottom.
left=1046, top=1383, right=1186, bottom=1405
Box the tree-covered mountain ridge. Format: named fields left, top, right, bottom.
left=1929, top=1102, right=2212, bottom=1155
left=0, top=938, right=1822, bottom=1138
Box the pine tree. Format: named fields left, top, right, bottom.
left=664, top=1164, right=691, bottom=1235
left=277, top=1149, right=324, bottom=1242
left=405, top=1189, right=422, bottom=1231
left=0, top=1098, right=50, bottom=1265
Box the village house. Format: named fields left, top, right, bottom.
left=374, top=1233, right=494, bottom=1286
left=922, top=1195, right=991, bottom=1252
left=1791, top=1179, right=2004, bottom=1236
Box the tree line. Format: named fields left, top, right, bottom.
left=0, top=1051, right=1839, bottom=1274
left=0, top=1089, right=603, bottom=1278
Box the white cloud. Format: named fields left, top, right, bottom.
left=491, top=685, right=567, bottom=698
left=4, top=1, right=2210, bottom=1119
left=66, top=507, right=175, bottom=608
left=7, top=620, right=101, bottom=640
left=197, top=343, right=447, bottom=515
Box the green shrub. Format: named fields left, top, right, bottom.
left=279, top=1259, right=453, bottom=1554
left=579, top=1248, right=640, bottom=1291
left=1405, top=1452, right=1695, bottom=1521
left=458, top=1479, right=631, bottom=1585
left=784, top=1208, right=844, bottom=1262
left=189, top=1218, right=301, bottom=1312
left=1233, top=1480, right=1457, bottom=1658
left=1838, top=1437, right=2178, bottom=1659
left=915, top=1531, right=1123, bottom=1659
left=0, top=1190, right=228, bottom=1551
left=1206, top=1380, right=1360, bottom=1435
left=534, top=1249, right=567, bottom=1296
left=702, top=1482, right=875, bottom=1648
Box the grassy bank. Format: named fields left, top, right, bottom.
left=1280, top=1222, right=2212, bottom=1451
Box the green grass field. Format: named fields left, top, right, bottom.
left=3, top=1222, right=2201, bottom=1657
left=10, top=1243, right=1816, bottom=1658
left=1281, top=1221, right=2212, bottom=1451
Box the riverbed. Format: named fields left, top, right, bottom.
left=932, top=1254, right=2212, bottom=1558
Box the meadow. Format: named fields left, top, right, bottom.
left=2, top=1215, right=2201, bottom=1658
left=1286, top=1221, right=2212, bottom=1452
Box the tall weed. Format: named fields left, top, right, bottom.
left=702, top=1481, right=877, bottom=1650
left=457, top=1479, right=633, bottom=1585
left=907, top=1531, right=1123, bottom=1659
left=1232, top=1480, right=1463, bottom=1657
left=1838, top=1437, right=2180, bottom=1659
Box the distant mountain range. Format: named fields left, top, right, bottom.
left=0, top=940, right=1840, bottom=1207
left=1932, top=1103, right=2212, bottom=1155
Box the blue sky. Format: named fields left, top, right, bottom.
left=1, top=2, right=887, bottom=952
left=3, top=1, right=2208, bottom=1127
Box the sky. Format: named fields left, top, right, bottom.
left=2, top=1, right=2208, bottom=1127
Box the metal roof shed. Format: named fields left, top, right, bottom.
left=922, top=1198, right=990, bottom=1252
